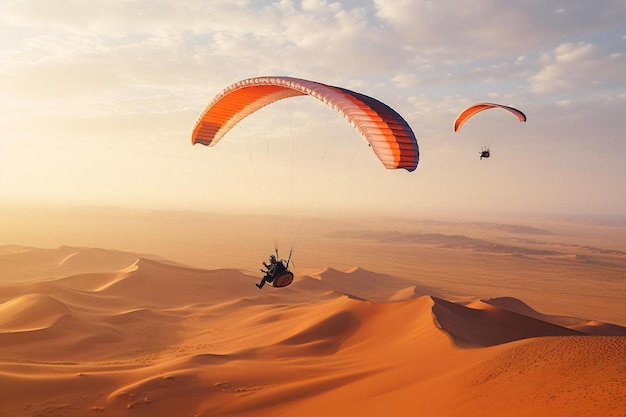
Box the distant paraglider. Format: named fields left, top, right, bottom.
left=454, top=102, right=526, bottom=160
left=454, top=102, right=526, bottom=133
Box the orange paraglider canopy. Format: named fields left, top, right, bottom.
left=192, top=76, right=419, bottom=172
left=454, top=102, right=526, bottom=132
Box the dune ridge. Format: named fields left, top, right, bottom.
left=0, top=293, right=70, bottom=333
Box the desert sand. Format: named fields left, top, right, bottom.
left=0, top=209, right=625, bottom=416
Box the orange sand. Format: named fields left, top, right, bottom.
left=0, top=212, right=625, bottom=416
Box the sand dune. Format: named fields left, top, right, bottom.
left=0, top=293, right=70, bottom=332
left=476, top=297, right=626, bottom=336
left=93, top=258, right=259, bottom=307
left=297, top=266, right=442, bottom=301
left=0, top=245, right=144, bottom=282
left=452, top=336, right=626, bottom=417
left=433, top=296, right=584, bottom=347
left=0, top=245, right=624, bottom=417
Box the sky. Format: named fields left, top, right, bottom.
left=1, top=0, right=626, bottom=220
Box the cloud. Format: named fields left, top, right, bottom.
left=0, top=1, right=390, bottom=97
left=3, top=0, right=624, bottom=110
left=372, top=0, right=626, bottom=59
left=531, top=42, right=626, bottom=95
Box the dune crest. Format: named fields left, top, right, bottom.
left=0, top=293, right=70, bottom=332
left=475, top=297, right=626, bottom=336
left=0, top=245, right=144, bottom=282
left=301, top=265, right=435, bottom=302
left=432, top=296, right=583, bottom=347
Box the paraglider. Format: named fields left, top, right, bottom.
left=191, top=76, right=420, bottom=288
left=192, top=76, right=419, bottom=172
left=256, top=250, right=294, bottom=289
left=453, top=102, right=526, bottom=159
left=454, top=102, right=526, bottom=133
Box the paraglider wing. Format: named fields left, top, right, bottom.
left=454, top=102, right=526, bottom=132
left=192, top=76, right=419, bottom=171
